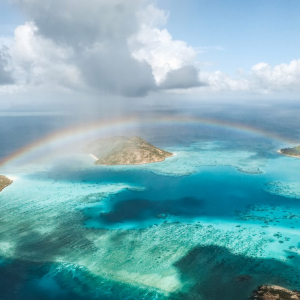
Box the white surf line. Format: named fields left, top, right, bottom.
left=89, top=154, right=99, bottom=161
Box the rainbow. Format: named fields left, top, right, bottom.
left=0, top=115, right=297, bottom=168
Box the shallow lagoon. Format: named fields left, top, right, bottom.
left=0, top=124, right=300, bottom=299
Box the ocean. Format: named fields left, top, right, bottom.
left=0, top=110, right=300, bottom=300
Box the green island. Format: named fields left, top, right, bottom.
left=279, top=146, right=300, bottom=158
left=84, top=136, right=173, bottom=165
left=0, top=175, right=13, bottom=192
left=250, top=285, right=300, bottom=300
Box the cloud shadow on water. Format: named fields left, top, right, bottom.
left=171, top=245, right=300, bottom=300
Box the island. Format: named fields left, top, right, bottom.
left=278, top=146, right=300, bottom=158
left=0, top=175, right=13, bottom=192
left=250, top=285, right=300, bottom=300
left=84, top=136, right=173, bottom=165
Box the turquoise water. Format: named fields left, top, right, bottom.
left=0, top=123, right=300, bottom=299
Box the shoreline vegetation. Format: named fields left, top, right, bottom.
left=0, top=175, right=13, bottom=192
left=278, top=146, right=300, bottom=158
left=84, top=136, right=173, bottom=165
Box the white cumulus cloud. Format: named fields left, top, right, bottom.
left=4, top=0, right=202, bottom=97
left=251, top=59, right=300, bottom=92
left=9, top=22, right=81, bottom=88
left=129, top=4, right=198, bottom=85
left=1, top=0, right=299, bottom=100
left=199, top=71, right=250, bottom=92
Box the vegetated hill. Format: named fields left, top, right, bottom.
left=0, top=175, right=12, bottom=192
left=280, top=146, right=300, bottom=157
left=84, top=136, right=173, bottom=165
left=250, top=285, right=300, bottom=300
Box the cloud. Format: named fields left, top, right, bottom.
left=10, top=0, right=156, bottom=97
left=0, top=46, right=14, bottom=85
left=160, top=66, right=205, bottom=90
left=251, top=60, right=300, bottom=92
left=12, top=0, right=142, bottom=46
left=9, top=22, right=81, bottom=88
left=199, top=71, right=250, bottom=92
left=129, top=5, right=198, bottom=84
left=197, top=59, right=300, bottom=94
left=5, top=0, right=299, bottom=99
left=7, top=0, right=182, bottom=96
left=78, top=40, right=156, bottom=97
left=6, top=0, right=202, bottom=97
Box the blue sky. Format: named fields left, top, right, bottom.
left=159, top=0, right=300, bottom=74
left=0, top=1, right=25, bottom=36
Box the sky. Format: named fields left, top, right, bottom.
left=0, top=0, right=299, bottom=111
left=160, top=0, right=300, bottom=73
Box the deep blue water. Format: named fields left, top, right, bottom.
left=43, top=165, right=298, bottom=229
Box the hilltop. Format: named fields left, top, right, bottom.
left=0, top=175, right=12, bottom=192
left=250, top=285, right=300, bottom=300
left=84, top=136, right=173, bottom=165
left=279, top=146, right=300, bottom=158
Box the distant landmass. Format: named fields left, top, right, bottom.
left=0, top=175, right=12, bottom=192
left=279, top=146, right=300, bottom=158
left=84, top=136, right=173, bottom=165
left=250, top=285, right=300, bottom=300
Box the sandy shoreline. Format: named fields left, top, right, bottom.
left=89, top=153, right=99, bottom=161
left=91, top=153, right=174, bottom=166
